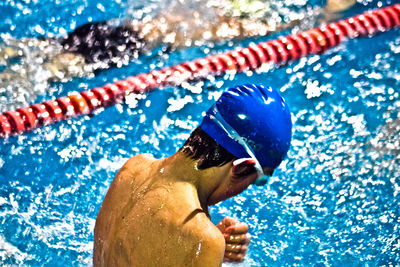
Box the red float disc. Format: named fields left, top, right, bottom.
left=17, top=107, right=38, bottom=130
left=57, top=96, right=76, bottom=117
left=319, top=27, right=338, bottom=48
left=31, top=103, right=52, bottom=126
left=289, top=34, right=309, bottom=56
left=4, top=111, right=25, bottom=132
left=300, top=31, right=321, bottom=54
left=138, top=73, right=159, bottom=89
left=240, top=47, right=260, bottom=69
left=216, top=54, right=236, bottom=71
left=326, top=23, right=346, bottom=42
left=210, top=56, right=227, bottom=72
left=383, top=8, right=400, bottom=27
left=81, top=91, right=102, bottom=111
left=357, top=15, right=377, bottom=35
left=103, top=83, right=125, bottom=99
left=374, top=10, right=392, bottom=28
left=280, top=37, right=301, bottom=61
left=365, top=13, right=385, bottom=32
left=194, top=58, right=214, bottom=72
left=43, top=100, right=64, bottom=120
left=258, top=42, right=278, bottom=64
left=248, top=44, right=268, bottom=65
left=114, top=80, right=131, bottom=92
left=336, top=20, right=358, bottom=38
left=347, top=17, right=368, bottom=36
left=0, top=114, right=12, bottom=135
left=271, top=40, right=290, bottom=62
left=226, top=51, right=248, bottom=72
left=68, top=93, right=90, bottom=114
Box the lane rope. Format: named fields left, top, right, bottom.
left=1, top=4, right=399, bottom=137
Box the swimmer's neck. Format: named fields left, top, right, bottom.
left=156, top=150, right=230, bottom=212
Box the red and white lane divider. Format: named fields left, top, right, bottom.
left=1, top=4, right=399, bottom=137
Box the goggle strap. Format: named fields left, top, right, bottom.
left=209, top=104, right=265, bottom=178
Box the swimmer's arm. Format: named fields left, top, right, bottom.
left=189, top=224, right=225, bottom=267
left=134, top=6, right=303, bottom=50
left=138, top=15, right=284, bottom=50
left=0, top=47, right=20, bottom=63
left=182, top=211, right=225, bottom=266
left=322, top=0, right=356, bottom=22
left=0, top=36, right=88, bottom=83
left=43, top=52, right=89, bottom=81
left=132, top=11, right=268, bottom=50
left=130, top=0, right=355, bottom=51
left=0, top=37, right=31, bottom=63
left=325, top=0, right=356, bottom=13
left=210, top=0, right=356, bottom=41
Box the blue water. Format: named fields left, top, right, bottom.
left=1, top=0, right=400, bottom=265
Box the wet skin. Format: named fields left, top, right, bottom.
left=94, top=152, right=266, bottom=266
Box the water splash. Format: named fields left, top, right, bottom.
left=1, top=0, right=399, bottom=266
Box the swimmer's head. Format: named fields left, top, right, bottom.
left=200, top=84, right=292, bottom=171
left=180, top=84, right=292, bottom=190
left=61, top=21, right=145, bottom=66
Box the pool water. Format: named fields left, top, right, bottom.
left=1, top=0, right=399, bottom=265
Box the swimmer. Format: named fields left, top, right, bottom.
left=93, top=84, right=293, bottom=265
left=325, top=0, right=356, bottom=13
left=0, top=0, right=355, bottom=111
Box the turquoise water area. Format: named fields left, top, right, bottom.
left=1, top=0, right=400, bottom=265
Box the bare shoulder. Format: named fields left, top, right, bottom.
left=124, top=153, right=155, bottom=167
left=117, top=153, right=155, bottom=176
left=183, top=212, right=225, bottom=266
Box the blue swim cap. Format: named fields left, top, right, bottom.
left=200, top=84, right=292, bottom=169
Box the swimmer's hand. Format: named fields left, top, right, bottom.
left=216, top=217, right=251, bottom=263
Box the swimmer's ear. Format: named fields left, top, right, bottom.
left=232, top=158, right=257, bottom=178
